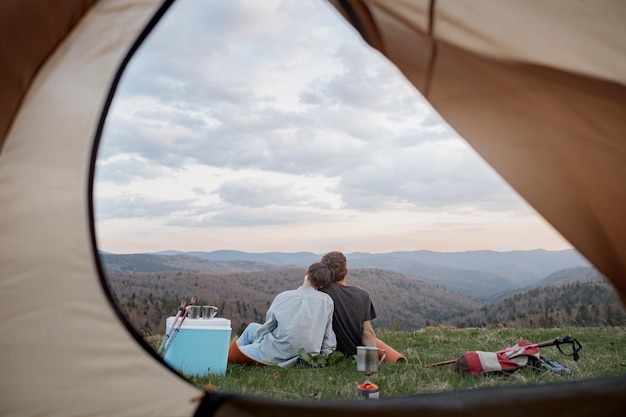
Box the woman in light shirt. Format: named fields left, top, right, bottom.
left=234, top=262, right=336, bottom=367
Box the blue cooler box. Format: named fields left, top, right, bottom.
left=163, top=317, right=231, bottom=376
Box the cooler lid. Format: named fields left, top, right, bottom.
left=165, top=316, right=231, bottom=330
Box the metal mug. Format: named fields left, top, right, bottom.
left=201, top=305, right=218, bottom=319
left=186, top=305, right=201, bottom=319
left=356, top=346, right=386, bottom=374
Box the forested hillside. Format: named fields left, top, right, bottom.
left=442, top=281, right=626, bottom=328
left=105, top=264, right=625, bottom=337
left=105, top=267, right=481, bottom=335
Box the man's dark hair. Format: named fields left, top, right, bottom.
left=321, top=251, right=347, bottom=283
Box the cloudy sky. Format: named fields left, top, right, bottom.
left=94, top=0, right=571, bottom=255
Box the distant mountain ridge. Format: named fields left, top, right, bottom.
left=101, top=253, right=283, bottom=275
left=156, top=250, right=320, bottom=266
left=133, top=248, right=591, bottom=297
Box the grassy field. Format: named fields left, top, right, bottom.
left=149, top=326, right=626, bottom=400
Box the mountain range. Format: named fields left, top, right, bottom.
left=100, top=249, right=623, bottom=334
left=102, top=248, right=592, bottom=298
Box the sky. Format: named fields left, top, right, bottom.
left=94, top=0, right=572, bottom=255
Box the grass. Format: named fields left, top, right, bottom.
left=147, top=326, right=626, bottom=400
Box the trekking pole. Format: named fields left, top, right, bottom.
left=551, top=335, right=583, bottom=361
left=157, top=299, right=187, bottom=355
left=161, top=296, right=197, bottom=357
left=424, top=335, right=582, bottom=368
left=423, top=358, right=458, bottom=368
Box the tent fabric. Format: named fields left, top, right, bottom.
left=1, top=0, right=625, bottom=416
left=0, top=0, right=99, bottom=151
left=330, top=0, right=626, bottom=306
left=0, top=1, right=199, bottom=416
left=199, top=376, right=626, bottom=417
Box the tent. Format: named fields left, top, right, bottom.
left=1, top=0, right=624, bottom=416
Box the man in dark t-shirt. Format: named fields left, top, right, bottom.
left=320, top=251, right=378, bottom=356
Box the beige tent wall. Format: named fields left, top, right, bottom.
left=0, top=1, right=200, bottom=416
left=0, top=0, right=98, bottom=151
left=330, top=0, right=626, bottom=304
left=1, top=0, right=625, bottom=416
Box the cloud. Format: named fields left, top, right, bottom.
left=95, top=194, right=194, bottom=220
left=93, top=1, right=569, bottom=253
left=95, top=154, right=173, bottom=186
left=334, top=139, right=520, bottom=211
left=217, top=177, right=333, bottom=209
left=197, top=206, right=330, bottom=227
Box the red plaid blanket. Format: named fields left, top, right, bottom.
left=454, top=340, right=541, bottom=375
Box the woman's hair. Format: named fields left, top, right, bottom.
left=306, top=262, right=333, bottom=288
left=321, top=251, right=347, bottom=283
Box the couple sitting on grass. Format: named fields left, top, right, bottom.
left=228, top=251, right=405, bottom=367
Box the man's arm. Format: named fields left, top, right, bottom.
left=362, top=320, right=377, bottom=347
